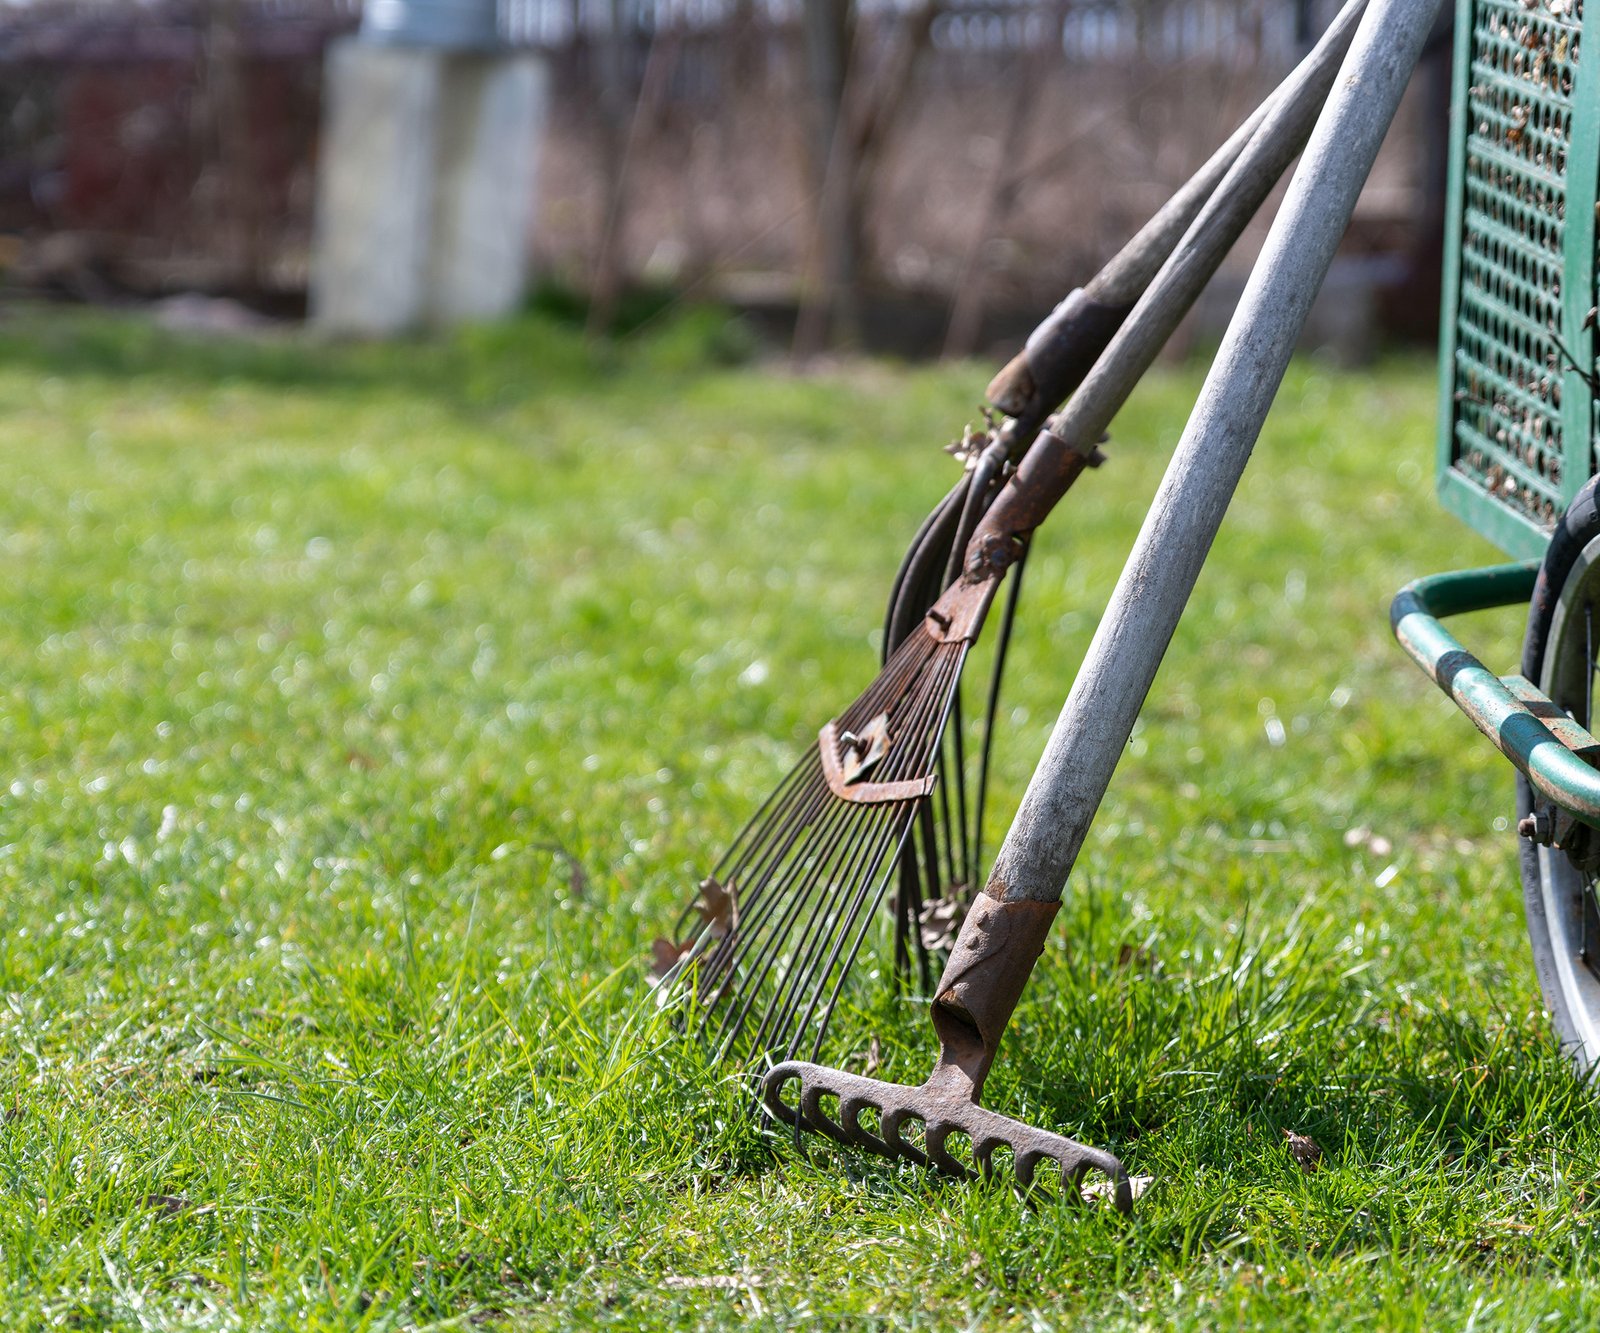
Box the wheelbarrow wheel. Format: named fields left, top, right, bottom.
left=1520, top=473, right=1600, bottom=1070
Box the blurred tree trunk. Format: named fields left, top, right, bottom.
left=941, top=66, right=1033, bottom=360
left=793, top=0, right=860, bottom=356
left=942, top=1, right=1062, bottom=359
left=793, top=0, right=940, bottom=358
left=587, top=0, right=632, bottom=333
left=196, top=0, right=262, bottom=288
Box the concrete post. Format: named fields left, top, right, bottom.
left=309, top=36, right=546, bottom=336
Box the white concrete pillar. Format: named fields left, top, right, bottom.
left=310, top=36, right=546, bottom=336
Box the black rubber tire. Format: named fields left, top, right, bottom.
left=1519, top=474, right=1600, bottom=1066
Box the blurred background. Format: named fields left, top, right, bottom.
left=0, top=0, right=1450, bottom=357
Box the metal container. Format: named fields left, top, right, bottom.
left=1436, top=0, right=1595, bottom=558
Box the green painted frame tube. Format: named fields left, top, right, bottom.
left=1391, top=564, right=1600, bottom=826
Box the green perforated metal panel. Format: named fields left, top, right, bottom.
left=1437, top=0, right=1598, bottom=558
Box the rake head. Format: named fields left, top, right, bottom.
left=762, top=891, right=1131, bottom=1209
left=761, top=1061, right=1129, bottom=1205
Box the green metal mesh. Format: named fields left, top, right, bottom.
left=1446, top=0, right=1581, bottom=535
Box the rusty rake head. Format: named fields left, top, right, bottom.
left=762, top=1060, right=1130, bottom=1207
left=763, top=889, right=1132, bottom=1210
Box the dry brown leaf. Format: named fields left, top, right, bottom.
left=696, top=877, right=738, bottom=938
left=1283, top=1128, right=1322, bottom=1172
left=647, top=936, right=691, bottom=985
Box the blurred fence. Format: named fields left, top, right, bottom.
left=0, top=0, right=1436, bottom=349
left=0, top=0, right=359, bottom=298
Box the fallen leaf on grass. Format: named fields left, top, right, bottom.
left=647, top=937, right=691, bottom=985
left=1283, top=1129, right=1322, bottom=1172
left=695, top=877, right=737, bottom=938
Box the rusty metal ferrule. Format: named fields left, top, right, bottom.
left=985, top=288, right=1131, bottom=422
left=930, top=890, right=1060, bottom=1101
left=962, top=423, right=1104, bottom=582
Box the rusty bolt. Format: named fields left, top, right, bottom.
left=1519, top=810, right=1555, bottom=844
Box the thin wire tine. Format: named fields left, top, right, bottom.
left=973, top=543, right=1027, bottom=879
left=699, top=773, right=838, bottom=1014
left=940, top=681, right=966, bottom=889
left=803, top=806, right=924, bottom=1062
left=787, top=818, right=913, bottom=1061
left=710, top=786, right=870, bottom=1053
left=714, top=644, right=966, bottom=1060
left=748, top=805, right=900, bottom=1061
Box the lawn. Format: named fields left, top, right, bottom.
left=0, top=306, right=1594, bottom=1330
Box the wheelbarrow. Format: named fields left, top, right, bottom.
left=1392, top=0, right=1600, bottom=1065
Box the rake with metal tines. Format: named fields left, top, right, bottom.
left=764, top=889, right=1132, bottom=1202
left=658, top=0, right=1367, bottom=1075
left=764, top=0, right=1428, bottom=1206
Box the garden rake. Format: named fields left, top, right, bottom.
left=878, top=72, right=1301, bottom=984
left=657, top=0, right=1370, bottom=1074
left=857, top=21, right=1374, bottom=987
left=765, top=0, right=1440, bottom=1207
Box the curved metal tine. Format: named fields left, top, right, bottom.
left=701, top=770, right=845, bottom=1013
left=1011, top=1144, right=1131, bottom=1211
left=745, top=806, right=897, bottom=1060
left=692, top=755, right=832, bottom=991
left=877, top=1104, right=931, bottom=1169
left=972, top=542, right=1028, bottom=878
left=971, top=1132, right=1011, bottom=1180
left=762, top=1064, right=805, bottom=1127
left=668, top=748, right=812, bottom=947
left=839, top=1092, right=894, bottom=1156
left=768, top=1066, right=901, bottom=1160
left=794, top=809, right=920, bottom=1062
left=677, top=749, right=820, bottom=941
left=757, top=806, right=908, bottom=1058
left=793, top=662, right=966, bottom=1049
left=884, top=475, right=969, bottom=661
left=949, top=684, right=970, bottom=885
left=924, top=1121, right=977, bottom=1180
left=712, top=792, right=876, bottom=1056
left=798, top=1077, right=855, bottom=1147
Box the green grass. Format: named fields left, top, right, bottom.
left=0, top=306, right=1594, bottom=1330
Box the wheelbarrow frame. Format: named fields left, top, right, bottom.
left=1392, top=562, right=1600, bottom=827
left=1390, top=0, right=1600, bottom=1069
